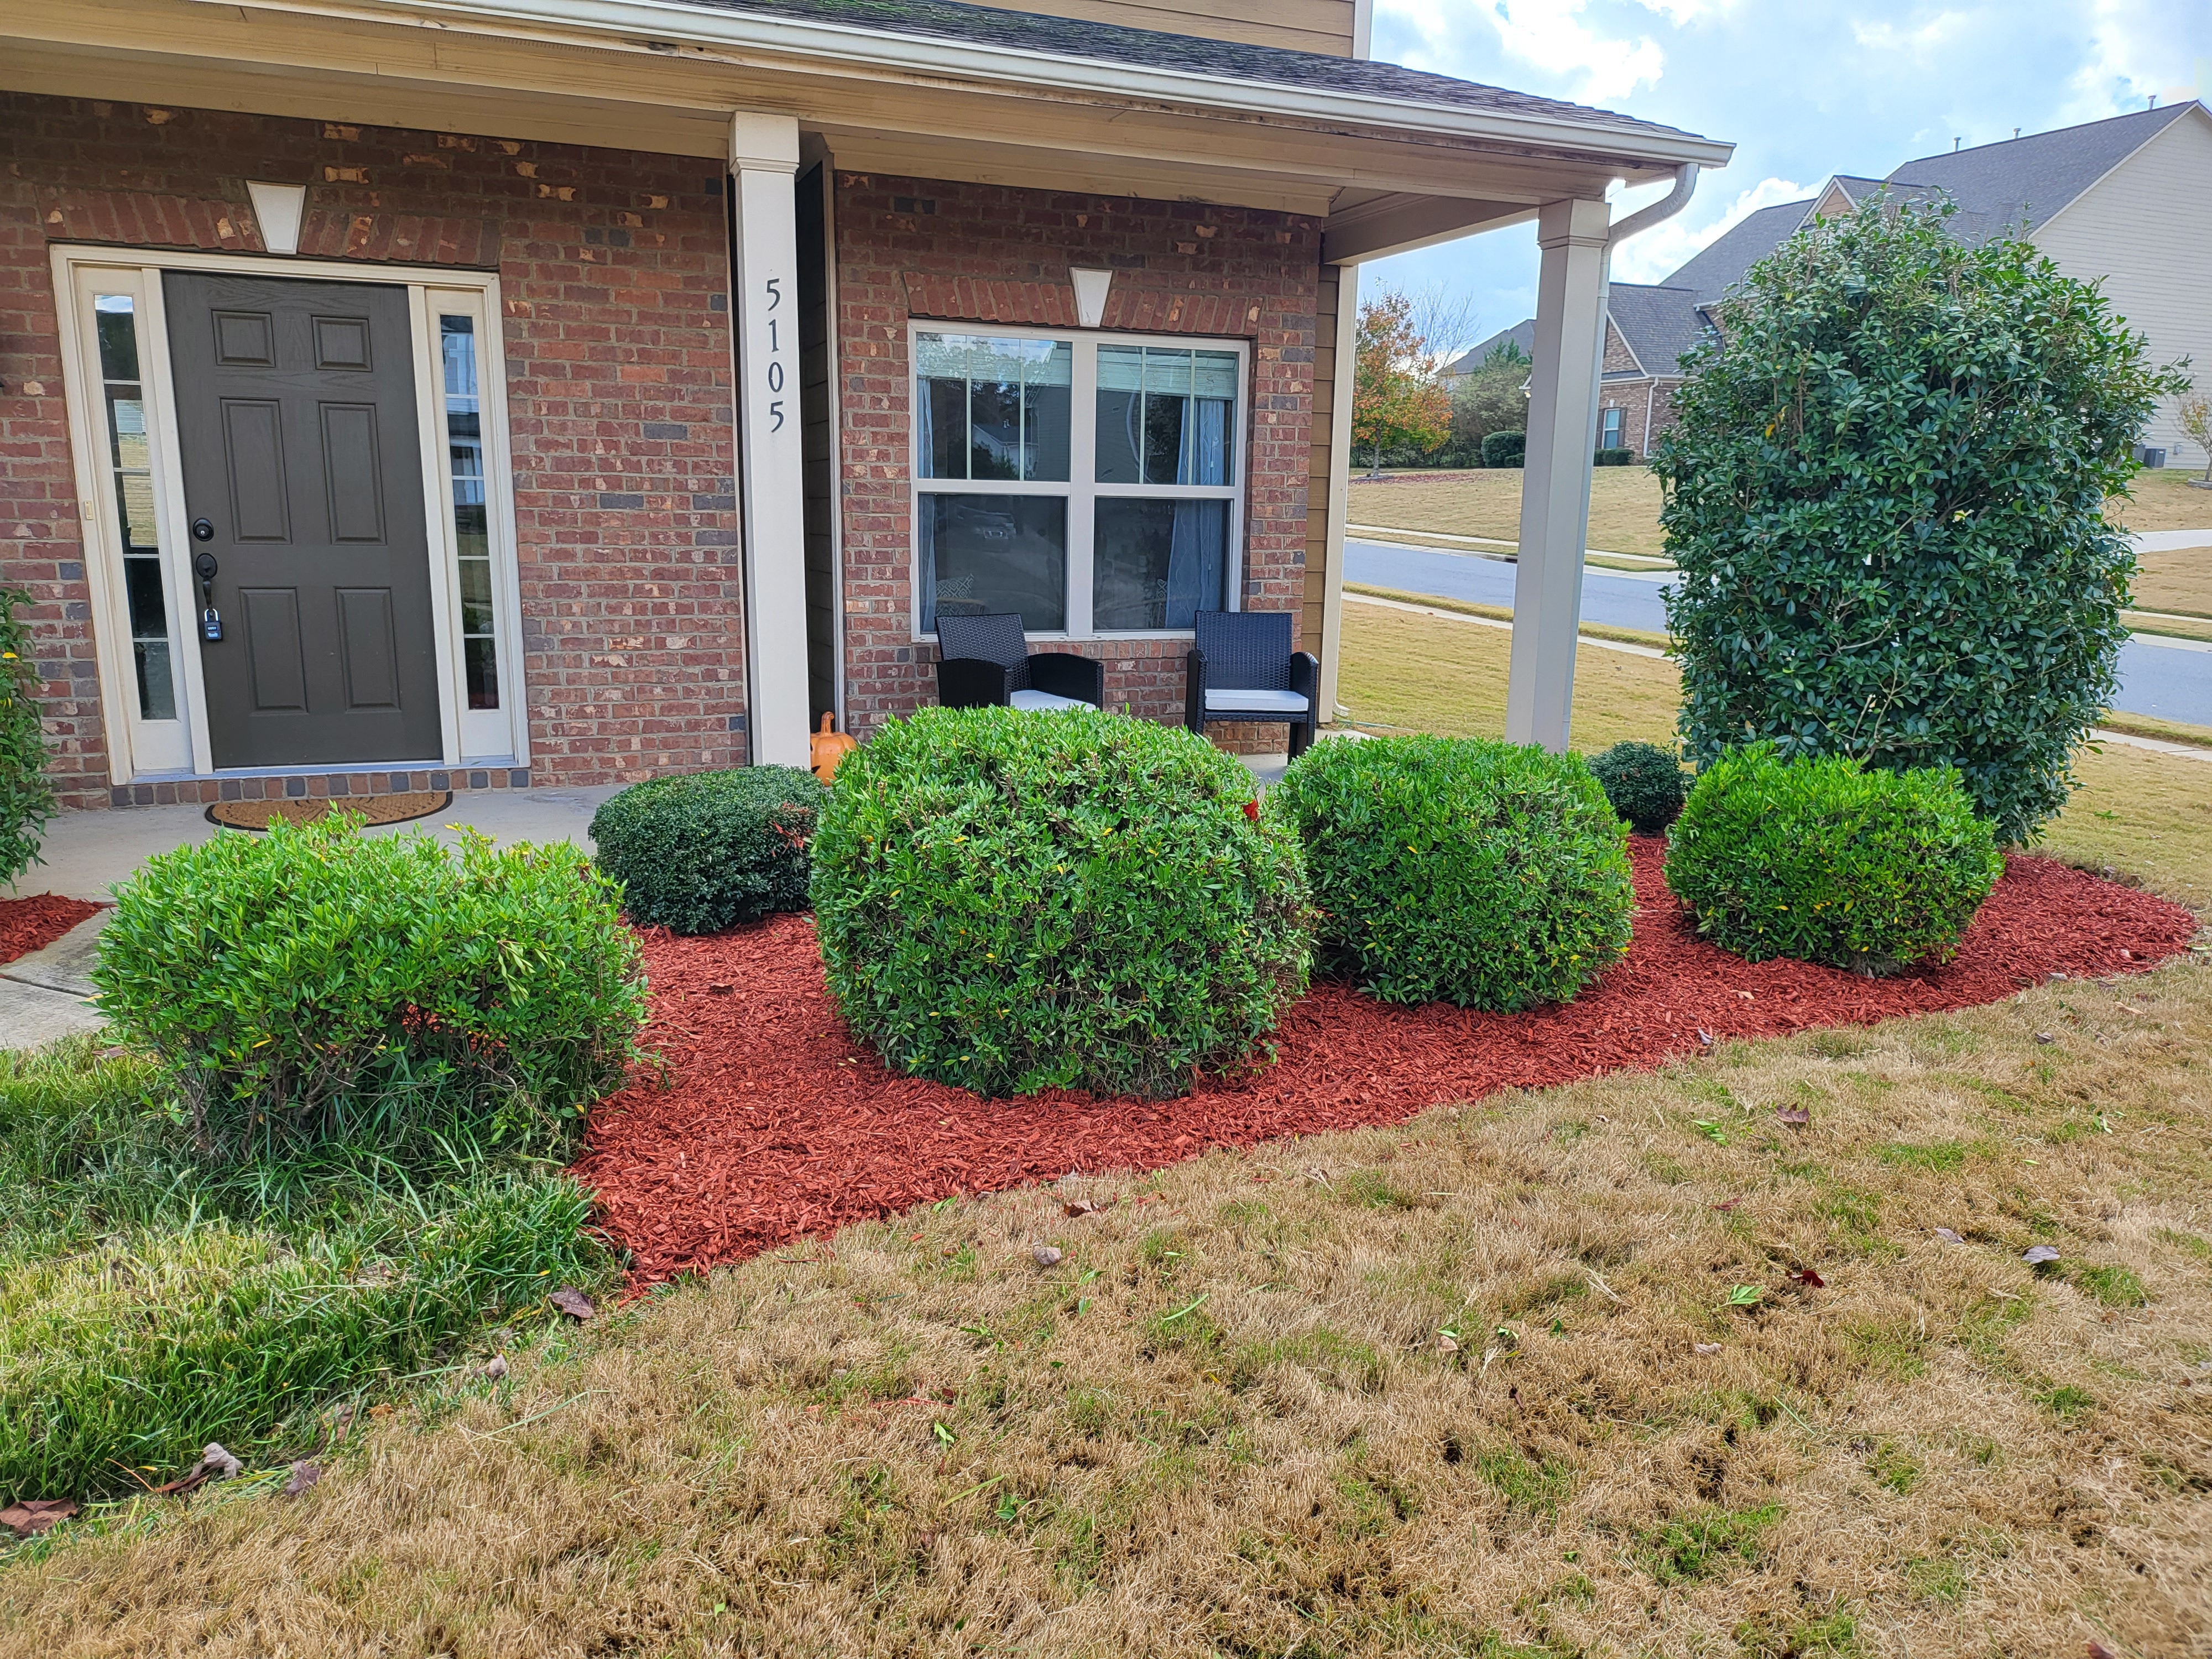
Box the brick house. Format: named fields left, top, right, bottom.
left=1, top=0, right=1729, bottom=811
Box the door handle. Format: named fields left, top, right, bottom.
left=193, top=551, right=223, bottom=642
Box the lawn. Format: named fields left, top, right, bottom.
left=1348, top=468, right=2212, bottom=620
left=3, top=604, right=2208, bottom=1657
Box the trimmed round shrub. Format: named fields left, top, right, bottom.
left=809, top=707, right=1312, bottom=1100
left=1271, top=734, right=1634, bottom=1010
left=1588, top=741, right=1688, bottom=835
left=92, top=813, right=646, bottom=1155
left=1653, top=195, right=2188, bottom=843
left=1480, top=429, right=1526, bottom=469
left=1664, top=745, right=2005, bottom=976
left=591, top=764, right=826, bottom=933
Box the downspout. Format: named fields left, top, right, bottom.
left=1590, top=161, right=1699, bottom=465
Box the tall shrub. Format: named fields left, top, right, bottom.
left=0, top=589, right=55, bottom=887
left=1652, top=195, right=2188, bottom=843
left=810, top=708, right=1312, bottom=1100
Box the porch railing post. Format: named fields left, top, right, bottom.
left=1505, top=196, right=1611, bottom=753
left=729, top=112, right=810, bottom=769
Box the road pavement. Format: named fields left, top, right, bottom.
left=1344, top=539, right=2212, bottom=728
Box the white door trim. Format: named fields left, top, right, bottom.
left=47, top=243, right=530, bottom=782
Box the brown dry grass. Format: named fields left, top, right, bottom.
left=2107, top=469, right=2212, bottom=536
left=2131, top=550, right=2212, bottom=620
left=1347, top=470, right=1671, bottom=560
left=4, top=958, right=2208, bottom=1657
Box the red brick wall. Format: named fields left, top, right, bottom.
left=832, top=173, right=1322, bottom=747
left=0, top=93, right=743, bottom=808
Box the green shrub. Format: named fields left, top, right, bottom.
left=1480, top=429, right=1526, bottom=469
left=1665, top=746, right=2004, bottom=975
left=1593, top=447, right=1637, bottom=466
left=1653, top=195, right=2189, bottom=842
left=1588, top=741, right=1688, bottom=835
left=810, top=707, right=1312, bottom=1099
left=0, top=588, right=55, bottom=887
left=1271, top=735, right=1634, bottom=1010
left=589, top=764, right=826, bottom=933
left=92, top=815, right=647, bottom=1154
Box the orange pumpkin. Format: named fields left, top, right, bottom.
left=810, top=712, right=857, bottom=783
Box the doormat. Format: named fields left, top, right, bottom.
left=205, top=791, right=452, bottom=832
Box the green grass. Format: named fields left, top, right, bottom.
left=0, top=1037, right=613, bottom=1505
left=1633, top=1502, right=1786, bottom=1584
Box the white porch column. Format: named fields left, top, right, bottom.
left=1316, top=261, right=1358, bottom=723
left=1505, top=196, right=1611, bottom=753
left=728, top=112, right=810, bottom=769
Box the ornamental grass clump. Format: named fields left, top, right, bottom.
left=1588, top=740, right=1689, bottom=835
left=808, top=707, right=1313, bottom=1100
left=92, top=813, right=647, bottom=1156
left=1652, top=194, right=2188, bottom=843
left=1271, top=734, right=1634, bottom=1010
left=1665, top=745, right=2004, bottom=977
left=590, top=764, right=826, bottom=933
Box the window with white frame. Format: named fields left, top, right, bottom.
left=912, top=326, right=1245, bottom=637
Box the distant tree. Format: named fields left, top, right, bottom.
left=2178, top=393, right=2212, bottom=484
left=1481, top=336, right=1531, bottom=369
left=1352, top=289, right=1452, bottom=477
left=1653, top=194, right=2188, bottom=843
left=1448, top=363, right=1529, bottom=462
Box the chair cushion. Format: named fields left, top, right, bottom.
left=1009, top=688, right=1091, bottom=712
left=1204, top=688, right=1310, bottom=716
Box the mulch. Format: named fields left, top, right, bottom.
left=0, top=894, right=102, bottom=968
left=575, top=842, right=2200, bottom=1285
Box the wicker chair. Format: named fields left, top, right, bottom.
left=1185, top=610, right=1318, bottom=758
left=935, top=613, right=1104, bottom=712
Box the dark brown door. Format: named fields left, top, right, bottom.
left=165, top=270, right=442, bottom=768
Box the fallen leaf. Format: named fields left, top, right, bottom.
left=1435, top=1333, right=1459, bottom=1354
left=368, top=1403, right=394, bottom=1420
left=1032, top=1245, right=1064, bottom=1268
left=549, top=1287, right=596, bottom=1321
left=1304, top=1166, right=1332, bottom=1186
left=484, top=1355, right=509, bottom=1382
left=281, top=1462, right=321, bottom=1497
left=1694, top=1343, right=1722, bottom=1355
left=0, top=1500, right=77, bottom=1538
left=1793, top=1269, right=1825, bottom=1288
left=707, top=983, right=734, bottom=995
left=1712, top=1197, right=1741, bottom=1212
left=199, top=1443, right=242, bottom=1481
left=1063, top=1197, right=1114, bottom=1219
left=2086, top=1644, right=2118, bottom=1659
left=1934, top=1228, right=1965, bottom=1245
left=2034, top=1031, right=2057, bottom=1045
left=1695, top=1029, right=1714, bottom=1047
left=2023, top=1245, right=2062, bottom=1266
left=1775, top=1108, right=1810, bottom=1127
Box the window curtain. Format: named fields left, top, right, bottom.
left=1165, top=398, right=1228, bottom=626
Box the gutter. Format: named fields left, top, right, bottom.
left=193, top=0, right=1736, bottom=169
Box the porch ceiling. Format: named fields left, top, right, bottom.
left=3, top=0, right=1732, bottom=255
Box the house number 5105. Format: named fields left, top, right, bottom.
left=764, top=276, right=786, bottom=431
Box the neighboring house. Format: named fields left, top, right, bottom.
left=0, top=0, right=1728, bottom=808
left=1490, top=102, right=2212, bottom=463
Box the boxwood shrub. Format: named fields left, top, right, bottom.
left=590, top=765, right=826, bottom=933
left=1480, top=430, right=1526, bottom=469
left=1271, top=734, right=1634, bottom=1010
left=809, top=707, right=1313, bottom=1100
left=1664, top=745, right=2005, bottom=975
left=1588, top=740, right=1688, bottom=835
left=92, top=815, right=647, bottom=1154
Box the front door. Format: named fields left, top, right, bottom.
left=165, top=270, right=442, bottom=768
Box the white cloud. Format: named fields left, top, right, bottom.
left=1849, top=11, right=1971, bottom=60
left=1390, top=0, right=1665, bottom=103
left=2056, top=0, right=2184, bottom=121
left=1608, top=175, right=1810, bottom=285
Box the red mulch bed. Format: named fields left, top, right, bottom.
left=577, top=842, right=2198, bottom=1285
left=0, top=894, right=101, bottom=967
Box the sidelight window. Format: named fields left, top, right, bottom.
left=911, top=326, right=1245, bottom=638
left=440, top=315, right=498, bottom=710
left=92, top=295, right=177, bottom=722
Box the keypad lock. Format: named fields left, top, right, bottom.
left=193, top=550, right=222, bottom=643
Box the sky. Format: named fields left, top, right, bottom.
left=1363, top=0, right=2212, bottom=354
